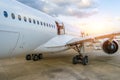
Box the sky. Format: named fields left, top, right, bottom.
left=17, top=0, right=120, bottom=35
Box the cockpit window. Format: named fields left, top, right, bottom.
left=3, top=11, right=8, bottom=18
left=11, top=13, right=15, bottom=19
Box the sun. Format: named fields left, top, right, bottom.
left=87, top=22, right=107, bottom=35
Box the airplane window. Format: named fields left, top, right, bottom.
left=45, top=23, right=46, bottom=26
left=33, top=19, right=36, bottom=24
left=53, top=25, right=54, bottom=28
left=52, top=25, right=54, bottom=28
left=3, top=11, right=8, bottom=18
left=37, top=20, right=39, bottom=25
left=51, top=25, right=53, bottom=28
left=47, top=23, right=48, bottom=27
left=11, top=13, right=15, bottom=19
left=54, top=25, right=55, bottom=28
left=24, top=17, right=27, bottom=22
left=29, top=18, right=31, bottom=23
left=44, top=22, right=46, bottom=26
left=49, top=24, right=51, bottom=27
left=41, top=22, right=43, bottom=25
left=51, top=24, right=52, bottom=27
left=18, top=15, right=21, bottom=21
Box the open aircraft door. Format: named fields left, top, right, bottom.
left=55, top=21, right=65, bottom=35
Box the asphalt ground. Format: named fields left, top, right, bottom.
left=0, top=48, right=120, bottom=80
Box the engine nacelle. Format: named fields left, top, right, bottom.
left=102, top=40, right=119, bottom=54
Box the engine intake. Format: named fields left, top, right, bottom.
left=102, top=40, right=119, bottom=54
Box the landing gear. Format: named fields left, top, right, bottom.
left=38, top=54, right=43, bottom=59
left=26, top=53, right=43, bottom=61
left=72, top=55, right=88, bottom=65
left=69, top=44, right=89, bottom=65
left=82, top=56, right=88, bottom=65
left=26, top=54, right=31, bottom=60
left=32, top=54, right=39, bottom=61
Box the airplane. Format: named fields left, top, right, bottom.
left=0, top=0, right=120, bottom=65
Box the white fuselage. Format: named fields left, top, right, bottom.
left=0, top=0, right=81, bottom=58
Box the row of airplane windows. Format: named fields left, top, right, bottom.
left=3, top=11, right=56, bottom=28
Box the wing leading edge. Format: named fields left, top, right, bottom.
left=67, top=32, right=120, bottom=46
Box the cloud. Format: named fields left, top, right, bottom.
left=17, top=0, right=99, bottom=18
left=116, top=17, right=120, bottom=21
left=49, top=0, right=98, bottom=8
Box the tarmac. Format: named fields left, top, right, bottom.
left=0, top=48, right=120, bottom=80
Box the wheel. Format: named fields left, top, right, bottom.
left=82, top=56, right=88, bottom=65
left=26, top=54, right=31, bottom=60
left=76, top=55, right=83, bottom=60
left=75, top=55, right=81, bottom=60
left=38, top=54, right=43, bottom=59
left=32, top=54, right=39, bottom=61
left=72, top=56, right=78, bottom=64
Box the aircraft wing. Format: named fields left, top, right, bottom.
left=67, top=32, right=120, bottom=46
left=43, top=32, right=120, bottom=48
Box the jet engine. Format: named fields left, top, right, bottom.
left=102, top=39, right=119, bottom=54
